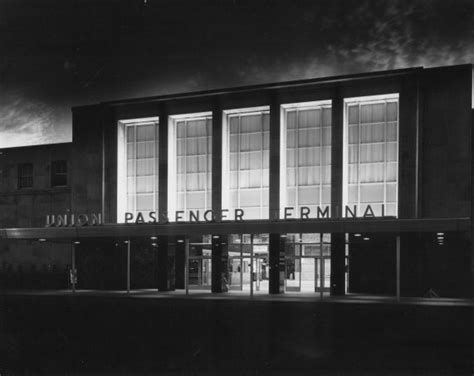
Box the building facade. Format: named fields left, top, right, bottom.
left=1, top=65, right=473, bottom=297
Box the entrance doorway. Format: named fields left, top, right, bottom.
left=187, top=235, right=212, bottom=290
left=284, top=233, right=331, bottom=293
left=227, top=234, right=269, bottom=294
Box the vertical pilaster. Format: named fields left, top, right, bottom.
left=158, top=102, right=168, bottom=218
left=269, top=94, right=284, bottom=294
left=211, top=98, right=226, bottom=292
left=399, top=75, right=420, bottom=219
left=331, top=88, right=346, bottom=295
left=212, top=98, right=223, bottom=218
left=156, top=103, right=171, bottom=291
left=269, top=93, right=280, bottom=220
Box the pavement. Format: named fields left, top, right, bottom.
left=2, top=288, right=474, bottom=306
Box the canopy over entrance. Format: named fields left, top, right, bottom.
left=1, top=217, right=469, bottom=241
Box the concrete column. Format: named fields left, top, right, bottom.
left=396, top=235, right=401, bottom=301
left=269, top=233, right=284, bottom=294
left=330, top=233, right=346, bottom=296
left=269, top=93, right=280, bottom=221
left=211, top=98, right=228, bottom=293
left=126, top=238, right=131, bottom=294
left=330, top=89, right=346, bottom=296
left=212, top=99, right=223, bottom=219
left=331, top=88, right=343, bottom=219
left=185, top=238, right=189, bottom=295
left=157, top=235, right=175, bottom=291
left=158, top=102, right=168, bottom=219
left=71, top=243, right=76, bottom=294
left=175, top=237, right=185, bottom=289
left=211, top=235, right=228, bottom=293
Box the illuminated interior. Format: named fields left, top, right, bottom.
left=168, top=112, right=212, bottom=219
left=222, top=107, right=270, bottom=220
left=343, top=94, right=399, bottom=217
left=280, top=101, right=332, bottom=218
left=117, top=117, right=160, bottom=222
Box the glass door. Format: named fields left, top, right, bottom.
left=284, top=233, right=331, bottom=293
left=188, top=236, right=212, bottom=290
left=227, top=234, right=269, bottom=294
left=315, top=257, right=331, bottom=292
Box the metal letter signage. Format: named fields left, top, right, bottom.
left=124, top=204, right=392, bottom=224
left=45, top=213, right=103, bottom=227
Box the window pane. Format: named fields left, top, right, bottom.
left=345, top=96, right=398, bottom=217
left=281, top=103, right=331, bottom=217
left=123, top=121, right=159, bottom=216
left=225, top=109, right=269, bottom=219
left=173, top=115, right=212, bottom=214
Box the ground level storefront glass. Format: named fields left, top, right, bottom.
left=6, top=229, right=469, bottom=298
left=188, top=235, right=212, bottom=290
left=284, top=233, right=331, bottom=293
left=227, top=233, right=269, bottom=294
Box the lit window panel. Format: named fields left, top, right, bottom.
left=168, top=112, right=212, bottom=219
left=117, top=117, right=159, bottom=222
left=222, top=107, right=270, bottom=220
left=343, top=94, right=399, bottom=217
left=280, top=101, right=332, bottom=218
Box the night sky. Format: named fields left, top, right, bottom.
left=1, top=0, right=473, bottom=148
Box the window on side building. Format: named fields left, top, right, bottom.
left=18, top=163, right=33, bottom=189
left=51, top=160, right=68, bottom=187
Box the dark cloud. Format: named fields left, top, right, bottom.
left=0, top=0, right=473, bottom=148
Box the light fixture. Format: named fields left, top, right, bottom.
left=363, top=237, right=370, bottom=241
left=74, top=241, right=80, bottom=245
left=436, top=232, right=444, bottom=236
left=150, top=236, right=157, bottom=240
left=151, top=243, right=157, bottom=247
left=38, top=238, right=47, bottom=242
left=354, top=234, right=362, bottom=237
left=212, top=235, right=219, bottom=239
left=124, top=240, right=129, bottom=244
left=280, top=234, right=287, bottom=238
left=177, top=239, right=184, bottom=243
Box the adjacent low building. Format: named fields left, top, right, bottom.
left=0, top=64, right=472, bottom=298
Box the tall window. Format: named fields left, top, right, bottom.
left=117, top=117, right=159, bottom=222
left=168, top=112, right=212, bottom=219
left=280, top=101, right=332, bottom=217
left=18, top=163, right=33, bottom=189
left=343, top=94, right=399, bottom=217
left=222, top=107, right=270, bottom=219
left=51, top=160, right=67, bottom=187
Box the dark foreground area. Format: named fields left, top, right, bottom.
left=0, top=294, right=472, bottom=375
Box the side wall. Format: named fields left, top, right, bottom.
left=0, top=143, right=72, bottom=270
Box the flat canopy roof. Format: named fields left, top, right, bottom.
left=0, top=218, right=469, bottom=241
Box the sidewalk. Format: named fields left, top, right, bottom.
left=2, top=288, right=474, bottom=306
